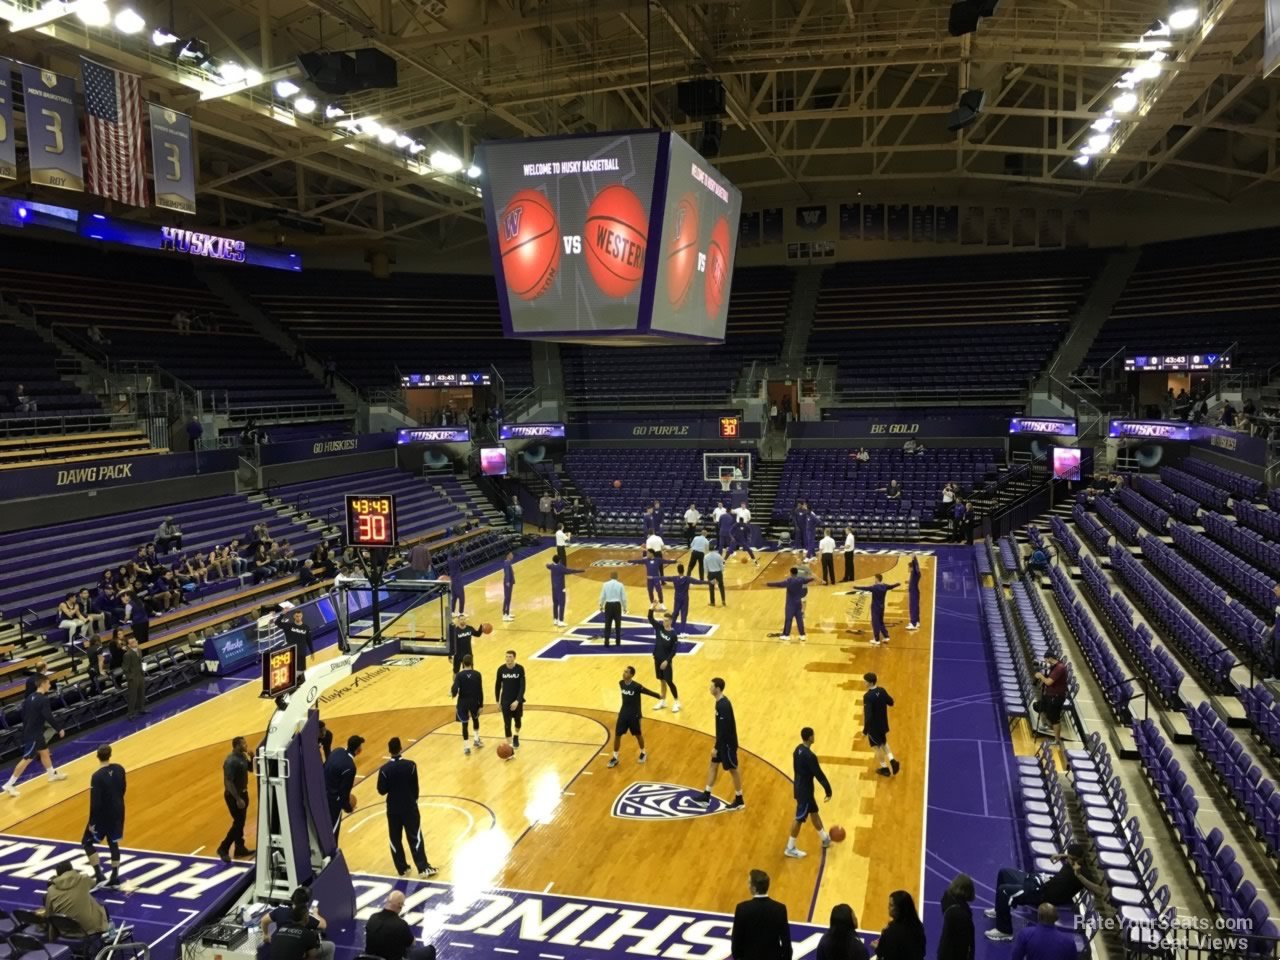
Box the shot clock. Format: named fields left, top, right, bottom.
left=718, top=416, right=741, bottom=440
left=262, top=644, right=300, bottom=698
left=344, top=494, right=398, bottom=548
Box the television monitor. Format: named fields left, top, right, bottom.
left=1052, top=447, right=1082, bottom=481
left=480, top=446, right=508, bottom=477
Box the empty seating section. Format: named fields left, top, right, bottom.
left=1096, top=495, right=1142, bottom=545
left=809, top=251, right=1102, bottom=401
left=246, top=270, right=533, bottom=391
left=562, top=448, right=755, bottom=534
left=1243, top=685, right=1280, bottom=760
left=1159, top=467, right=1230, bottom=513
left=1083, top=228, right=1280, bottom=375
left=0, top=429, right=160, bottom=470
left=269, top=468, right=480, bottom=537
left=1116, top=487, right=1168, bottom=534
left=1131, top=475, right=1200, bottom=524
left=0, top=323, right=103, bottom=425
left=1179, top=458, right=1265, bottom=501
left=560, top=267, right=791, bottom=404
left=1048, top=562, right=1134, bottom=719
left=1108, top=544, right=1235, bottom=691
left=0, top=247, right=334, bottom=415
left=1073, top=501, right=1112, bottom=554
left=1236, top=500, right=1280, bottom=544
left=1169, top=522, right=1278, bottom=613
left=1187, top=703, right=1280, bottom=863
left=776, top=449, right=994, bottom=539
left=977, top=575, right=1030, bottom=718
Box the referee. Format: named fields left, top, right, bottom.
left=598, top=573, right=627, bottom=647
left=217, top=736, right=254, bottom=863
left=82, top=744, right=126, bottom=887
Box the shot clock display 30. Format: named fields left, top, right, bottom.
left=344, top=494, right=398, bottom=548
left=718, top=416, right=741, bottom=439
left=262, top=644, right=300, bottom=698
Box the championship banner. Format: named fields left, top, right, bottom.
left=887, top=203, right=909, bottom=241
left=0, top=59, right=16, bottom=180
left=838, top=202, right=860, bottom=239
left=737, top=210, right=760, bottom=248
left=148, top=103, right=196, bottom=214
left=20, top=65, right=83, bottom=191
left=761, top=206, right=784, bottom=244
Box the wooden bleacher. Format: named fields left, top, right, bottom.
left=0, top=430, right=162, bottom=470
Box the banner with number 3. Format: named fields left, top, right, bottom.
left=20, top=64, right=83, bottom=191
left=148, top=102, right=196, bottom=214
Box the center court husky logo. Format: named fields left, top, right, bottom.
left=590, top=559, right=634, bottom=567
left=532, top=613, right=712, bottom=661
left=612, top=782, right=727, bottom=819
left=502, top=206, right=523, bottom=242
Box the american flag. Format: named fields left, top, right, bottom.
left=81, top=57, right=147, bottom=206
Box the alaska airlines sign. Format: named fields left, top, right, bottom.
left=159, top=226, right=247, bottom=262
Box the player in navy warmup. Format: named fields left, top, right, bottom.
left=496, top=650, right=527, bottom=755
left=791, top=502, right=809, bottom=559
left=785, top=727, right=832, bottom=858
left=661, top=563, right=706, bottom=626
left=699, top=677, right=744, bottom=809
left=324, top=735, right=364, bottom=835
left=376, top=737, right=437, bottom=878
left=447, top=549, right=465, bottom=614
left=608, top=665, right=660, bottom=767
left=647, top=603, right=682, bottom=712
left=907, top=557, right=922, bottom=631
left=863, top=672, right=899, bottom=776
left=726, top=517, right=758, bottom=565
left=652, top=500, right=665, bottom=535
left=451, top=653, right=484, bottom=755
left=545, top=558, right=584, bottom=627
left=82, top=744, right=126, bottom=886
left=716, top=507, right=735, bottom=553
left=3, top=675, right=66, bottom=796
left=450, top=613, right=480, bottom=675
left=803, top=505, right=821, bottom=562
left=501, top=551, right=516, bottom=622
left=846, top=573, right=900, bottom=645
left=766, top=567, right=809, bottom=642
left=628, top=551, right=669, bottom=604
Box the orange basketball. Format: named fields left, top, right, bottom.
left=829, top=825, right=846, bottom=843
left=613, top=479, right=622, bottom=489
left=348, top=792, right=358, bottom=812
left=482, top=622, right=494, bottom=634
left=704, top=216, right=730, bottom=318
left=497, top=743, right=515, bottom=759
left=499, top=189, right=560, bottom=301
left=438, top=574, right=451, bottom=582
left=666, top=193, right=700, bottom=308
left=584, top=184, right=647, bottom=298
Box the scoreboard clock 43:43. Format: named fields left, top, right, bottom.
left=344, top=494, right=399, bottom=547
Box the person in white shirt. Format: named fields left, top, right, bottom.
left=645, top=532, right=665, bottom=557
left=818, top=529, right=836, bottom=585
left=733, top=504, right=751, bottom=525
left=903, top=438, right=917, bottom=454
left=841, top=527, right=857, bottom=582
left=683, top=505, right=702, bottom=545
left=555, top=524, right=571, bottom=564
left=711, top=502, right=727, bottom=524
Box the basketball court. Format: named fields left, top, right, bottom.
left=0, top=539, right=938, bottom=938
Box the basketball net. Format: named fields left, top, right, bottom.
left=719, top=477, right=732, bottom=493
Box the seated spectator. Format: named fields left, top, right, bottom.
left=44, top=861, right=109, bottom=936
left=186, top=416, right=203, bottom=450
left=133, top=547, right=154, bottom=581
left=297, top=559, right=318, bottom=587
left=99, top=568, right=117, bottom=593
left=183, top=553, right=208, bottom=584
left=105, top=627, right=127, bottom=677
left=260, top=886, right=334, bottom=960
left=78, top=588, right=108, bottom=634
left=252, top=545, right=276, bottom=584
left=1027, top=545, right=1052, bottom=574
left=914, top=440, right=926, bottom=455
left=14, top=383, right=37, bottom=414
left=816, top=903, right=867, bottom=960
left=903, top=438, right=917, bottom=455
left=878, top=479, right=903, bottom=500
left=1009, top=903, right=1076, bottom=960
left=855, top=448, right=870, bottom=462
left=85, top=633, right=109, bottom=692
left=86, top=323, right=111, bottom=347
left=310, top=544, right=335, bottom=578
left=271, top=540, right=297, bottom=572
left=984, top=842, right=1106, bottom=940
left=227, top=538, right=249, bottom=575
left=364, top=891, right=437, bottom=960
left=172, top=310, right=191, bottom=334
left=24, top=658, right=52, bottom=695
left=155, top=517, right=183, bottom=553
left=94, top=585, right=122, bottom=626
left=57, top=593, right=91, bottom=641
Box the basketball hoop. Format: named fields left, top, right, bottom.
left=719, top=477, right=732, bottom=493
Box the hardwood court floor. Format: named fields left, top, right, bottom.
left=0, top=544, right=935, bottom=931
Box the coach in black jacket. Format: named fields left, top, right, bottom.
left=732, top=869, right=792, bottom=960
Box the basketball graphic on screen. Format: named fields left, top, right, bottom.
left=584, top=184, right=648, bottom=299
left=704, top=216, right=730, bottom=318
left=499, top=190, right=560, bottom=301
left=666, top=193, right=700, bottom=308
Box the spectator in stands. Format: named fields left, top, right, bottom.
left=155, top=517, right=183, bottom=553
left=984, top=843, right=1105, bottom=940
left=45, top=861, right=110, bottom=936
left=121, top=592, right=149, bottom=645
left=323, top=358, right=336, bottom=389
left=1191, top=400, right=1209, bottom=425
left=584, top=497, right=598, bottom=536
left=817, top=903, right=867, bottom=960
left=364, top=890, right=437, bottom=960
left=914, top=440, right=926, bottom=455
left=14, top=383, right=36, bottom=413
left=105, top=628, right=126, bottom=677
left=1221, top=401, right=1238, bottom=428
left=903, top=438, right=917, bottom=455
left=876, top=891, right=926, bottom=960
left=937, top=874, right=975, bottom=960
left=1027, top=544, right=1052, bottom=575
left=769, top=401, right=779, bottom=431
left=1173, top=388, right=1190, bottom=420
left=273, top=540, right=298, bottom=572
left=1033, top=652, right=1069, bottom=749
left=172, top=310, right=191, bottom=334
left=878, top=480, right=902, bottom=500
left=1009, top=903, right=1075, bottom=960
left=228, top=538, right=250, bottom=575
left=94, top=585, right=122, bottom=626
left=205, top=546, right=229, bottom=580
left=183, top=553, right=208, bottom=585
left=86, top=323, right=111, bottom=347
left=58, top=593, right=91, bottom=642
left=310, top=544, right=335, bottom=578
left=186, top=416, right=204, bottom=450
left=123, top=636, right=146, bottom=719
left=538, top=493, right=553, bottom=532
left=85, top=633, right=108, bottom=692
left=78, top=588, right=107, bottom=635
left=1243, top=396, right=1257, bottom=423
left=509, top=500, right=524, bottom=534
left=252, top=545, right=277, bottom=584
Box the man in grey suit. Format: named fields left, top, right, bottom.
left=123, top=637, right=147, bottom=719
left=731, top=869, right=791, bottom=960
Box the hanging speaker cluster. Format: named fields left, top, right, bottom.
left=948, top=0, right=999, bottom=36
left=295, top=49, right=398, bottom=95
left=946, top=89, right=986, bottom=131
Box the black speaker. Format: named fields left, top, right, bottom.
left=677, top=79, right=726, bottom=119
left=699, top=120, right=722, bottom=158
left=948, top=0, right=981, bottom=35
left=946, top=89, right=986, bottom=131
left=352, top=49, right=397, bottom=90
left=296, top=52, right=356, bottom=94
left=977, top=0, right=1000, bottom=15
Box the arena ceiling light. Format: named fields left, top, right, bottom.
left=1091, top=116, right=1116, bottom=132
left=408, top=142, right=425, bottom=155
left=112, top=6, right=144, bottom=32
left=294, top=96, right=316, bottom=114
left=1088, top=132, right=1112, bottom=152
left=377, top=126, right=398, bottom=144
left=466, top=164, right=481, bottom=178
left=1168, top=3, right=1198, bottom=30
left=394, top=134, right=411, bottom=148
left=1073, top=155, right=1091, bottom=166
left=324, top=104, right=344, bottom=119
left=275, top=79, right=300, bottom=97
left=75, top=0, right=110, bottom=26
left=151, top=26, right=177, bottom=44
left=217, top=61, right=246, bottom=83
left=1112, top=92, right=1138, bottom=113
left=430, top=150, right=464, bottom=174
